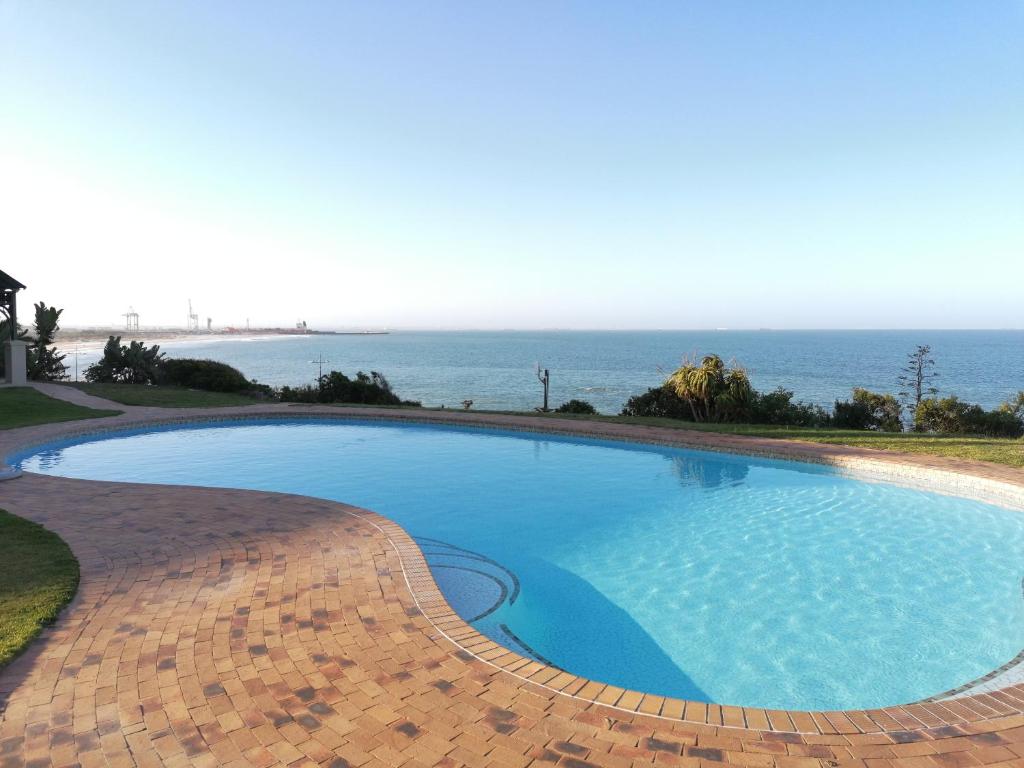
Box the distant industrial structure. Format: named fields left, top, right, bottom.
left=122, top=307, right=139, bottom=331
left=97, top=301, right=385, bottom=338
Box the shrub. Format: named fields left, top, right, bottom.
left=621, top=385, right=694, bottom=419
left=750, top=387, right=830, bottom=427
left=555, top=399, right=597, bottom=414
left=159, top=358, right=251, bottom=392
left=621, top=380, right=828, bottom=427
left=914, top=396, right=976, bottom=434
left=84, top=336, right=164, bottom=384
left=914, top=396, right=1023, bottom=438
left=279, top=370, right=421, bottom=407
left=971, top=409, right=1024, bottom=438
left=832, top=399, right=872, bottom=430
left=27, top=302, right=68, bottom=382
left=1000, top=391, right=1024, bottom=420
left=833, top=388, right=902, bottom=432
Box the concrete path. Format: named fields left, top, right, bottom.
left=29, top=382, right=131, bottom=412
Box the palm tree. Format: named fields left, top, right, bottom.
left=668, top=360, right=702, bottom=421
left=692, top=355, right=726, bottom=420
left=717, top=367, right=754, bottom=422
left=669, top=354, right=737, bottom=421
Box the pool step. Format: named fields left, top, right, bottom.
left=415, top=537, right=550, bottom=664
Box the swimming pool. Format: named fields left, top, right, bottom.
left=12, top=418, right=1024, bottom=711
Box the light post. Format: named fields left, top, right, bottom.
left=310, top=353, right=329, bottom=382
left=535, top=363, right=550, bottom=412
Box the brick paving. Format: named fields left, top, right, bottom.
left=2, top=399, right=1024, bottom=766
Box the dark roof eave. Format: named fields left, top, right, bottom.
left=0, top=269, right=26, bottom=291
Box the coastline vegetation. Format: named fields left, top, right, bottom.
left=29, top=335, right=1020, bottom=467
left=84, top=334, right=166, bottom=384
left=81, top=335, right=420, bottom=407
left=280, top=370, right=421, bottom=406
left=0, top=510, right=80, bottom=668
left=622, top=353, right=1023, bottom=439
left=554, top=399, right=598, bottom=414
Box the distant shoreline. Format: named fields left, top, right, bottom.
left=54, top=328, right=388, bottom=354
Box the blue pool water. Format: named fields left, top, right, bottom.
left=14, top=419, right=1024, bottom=711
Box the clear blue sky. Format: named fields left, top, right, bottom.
left=1, top=2, right=1021, bottom=329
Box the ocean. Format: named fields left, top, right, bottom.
left=63, top=330, right=1024, bottom=415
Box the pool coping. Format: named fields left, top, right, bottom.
left=3, top=403, right=1024, bottom=737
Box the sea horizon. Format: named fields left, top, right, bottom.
left=55, top=328, right=1024, bottom=415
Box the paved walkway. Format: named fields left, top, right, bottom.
left=29, top=382, right=132, bottom=411
left=2, top=398, right=1024, bottom=767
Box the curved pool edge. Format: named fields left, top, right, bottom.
left=349, top=498, right=1024, bottom=736
left=4, top=404, right=1024, bottom=512
left=3, top=404, right=1024, bottom=742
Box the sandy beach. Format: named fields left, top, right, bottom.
left=53, top=328, right=311, bottom=354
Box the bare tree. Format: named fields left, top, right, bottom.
left=897, top=344, right=939, bottom=417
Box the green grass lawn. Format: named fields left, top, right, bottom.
left=321, top=404, right=1024, bottom=468
left=0, top=387, right=120, bottom=430
left=71, top=382, right=261, bottom=408
left=0, top=510, right=80, bottom=668
left=524, top=412, right=1024, bottom=468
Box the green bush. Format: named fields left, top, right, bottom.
left=159, top=358, right=251, bottom=392
left=279, top=370, right=421, bottom=407
left=27, top=302, right=68, bottom=382
left=1001, top=391, right=1024, bottom=420
left=914, top=396, right=1023, bottom=438
left=621, top=385, right=694, bottom=419
left=623, top=356, right=828, bottom=427
left=555, top=399, right=597, bottom=414
left=832, top=399, right=873, bottom=430
left=84, top=336, right=164, bottom=384
left=833, top=388, right=903, bottom=432
left=749, top=387, right=830, bottom=427
left=914, top=396, right=976, bottom=434
left=972, top=409, right=1024, bottom=438
left=622, top=381, right=828, bottom=427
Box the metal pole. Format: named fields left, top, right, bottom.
left=536, top=364, right=551, bottom=412
left=311, top=353, right=328, bottom=382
